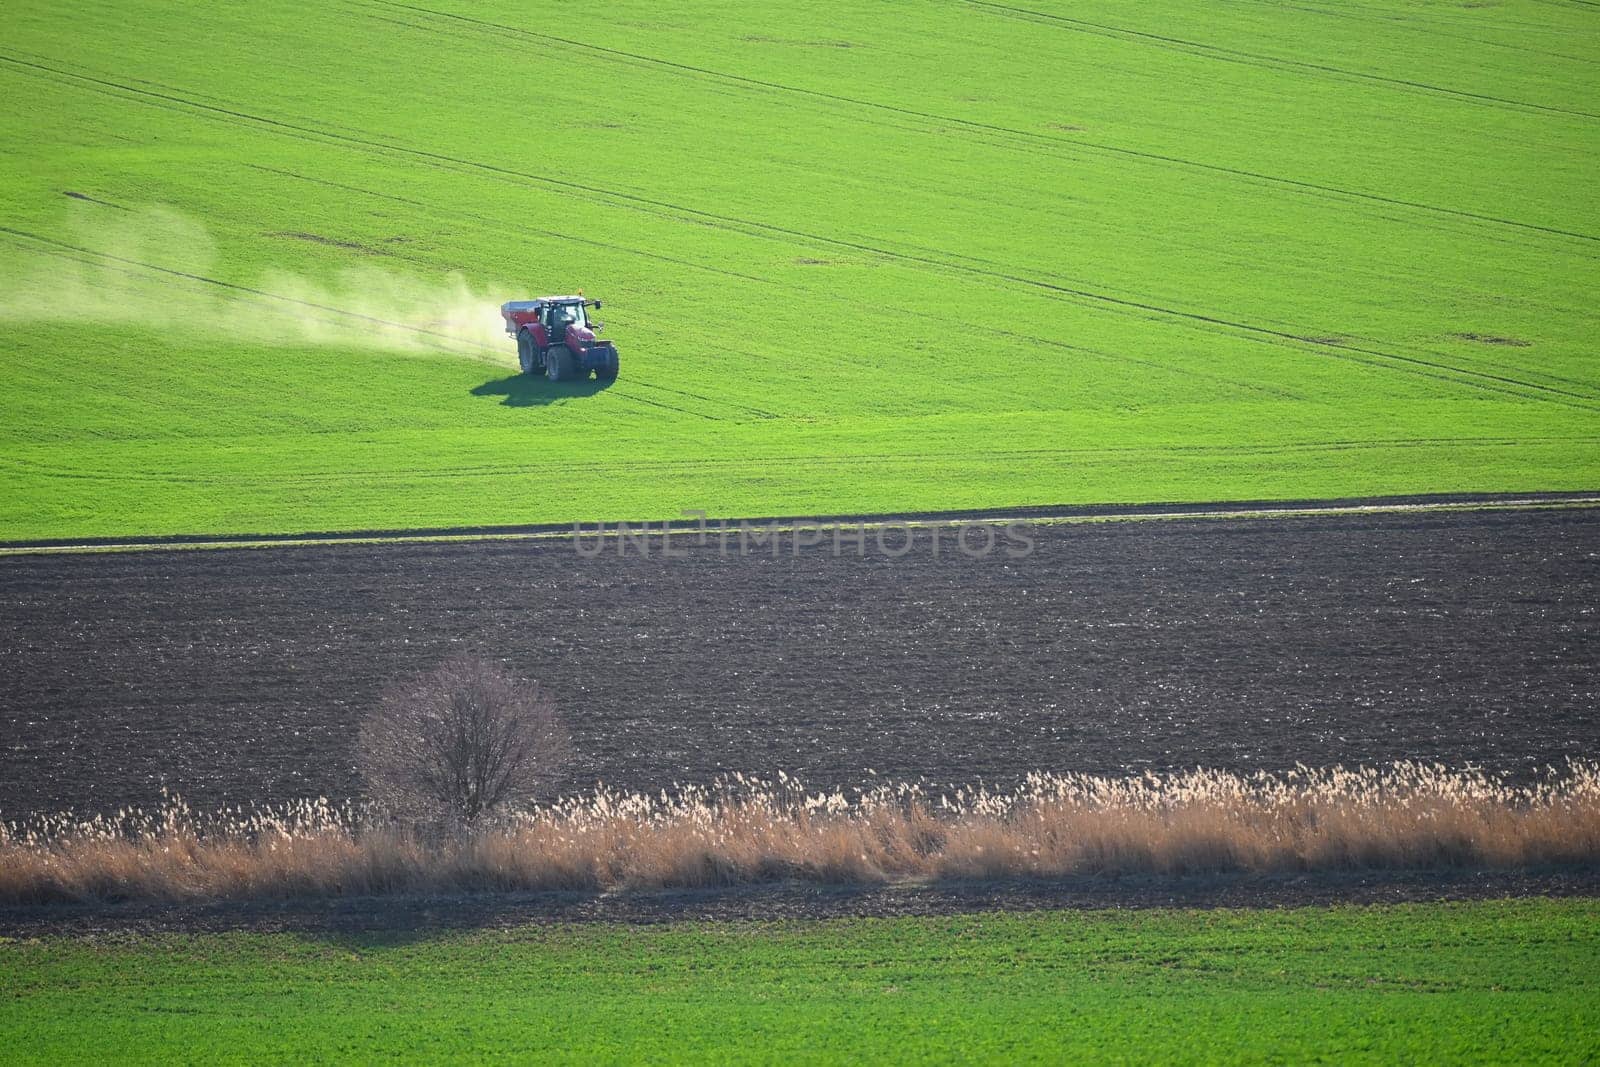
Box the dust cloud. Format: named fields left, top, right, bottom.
left=0, top=205, right=516, bottom=357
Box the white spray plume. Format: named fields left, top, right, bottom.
left=0, top=204, right=517, bottom=358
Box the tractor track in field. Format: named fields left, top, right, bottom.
left=7, top=170, right=1296, bottom=413
left=6, top=57, right=1593, bottom=412
left=1165, top=0, right=1600, bottom=69
left=15, top=171, right=1594, bottom=418
left=6, top=52, right=1596, bottom=412
left=961, top=0, right=1600, bottom=121
left=1, top=499, right=1596, bottom=818
left=5, top=199, right=782, bottom=424
left=242, top=164, right=778, bottom=289
left=255, top=156, right=1562, bottom=409
left=369, top=1, right=1600, bottom=245
left=241, top=163, right=1309, bottom=404
left=0, top=228, right=749, bottom=424
left=15, top=49, right=1600, bottom=415
left=10, top=33, right=1598, bottom=269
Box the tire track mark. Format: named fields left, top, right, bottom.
left=244, top=165, right=774, bottom=288
left=371, top=1, right=1600, bottom=245
left=868, top=228, right=1599, bottom=399
left=242, top=170, right=782, bottom=420
left=248, top=165, right=1299, bottom=404
left=1243, top=0, right=1600, bottom=67
left=963, top=0, right=1600, bottom=120
left=5, top=53, right=1593, bottom=410
left=0, top=228, right=727, bottom=423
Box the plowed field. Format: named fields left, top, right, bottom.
left=3, top=504, right=1594, bottom=817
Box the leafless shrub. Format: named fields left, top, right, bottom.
left=356, top=655, right=569, bottom=825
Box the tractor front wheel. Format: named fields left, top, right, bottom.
left=517, top=330, right=537, bottom=375
left=596, top=351, right=619, bottom=382
left=545, top=344, right=575, bottom=382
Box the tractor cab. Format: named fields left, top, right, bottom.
left=543, top=300, right=585, bottom=335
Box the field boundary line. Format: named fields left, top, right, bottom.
left=3, top=493, right=1597, bottom=557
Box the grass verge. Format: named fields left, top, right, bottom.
left=2, top=900, right=1597, bottom=1062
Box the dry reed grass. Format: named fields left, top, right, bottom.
left=3, top=763, right=1598, bottom=906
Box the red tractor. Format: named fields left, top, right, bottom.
left=500, top=295, right=620, bottom=382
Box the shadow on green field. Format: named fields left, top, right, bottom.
left=470, top=374, right=613, bottom=407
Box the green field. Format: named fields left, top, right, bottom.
left=2, top=0, right=1597, bottom=540
left=2, top=900, right=1596, bottom=1062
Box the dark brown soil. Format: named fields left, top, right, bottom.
left=1, top=506, right=1597, bottom=818
left=3, top=869, right=1597, bottom=937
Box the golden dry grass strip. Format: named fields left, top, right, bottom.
left=3, top=763, right=1598, bottom=905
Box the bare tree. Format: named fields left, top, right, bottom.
left=358, top=655, right=569, bottom=824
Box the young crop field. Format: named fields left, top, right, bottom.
left=3, top=901, right=1597, bottom=1062
left=2, top=0, right=1597, bottom=540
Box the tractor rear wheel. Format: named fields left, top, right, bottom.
left=517, top=330, right=537, bottom=375
left=545, top=345, right=575, bottom=382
